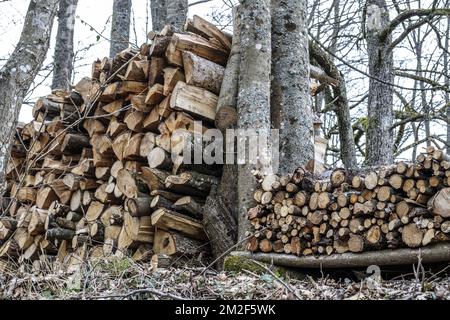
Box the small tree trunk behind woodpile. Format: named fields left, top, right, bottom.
left=110, top=0, right=132, bottom=57
left=151, top=0, right=167, bottom=31
left=166, top=0, right=188, bottom=30
left=52, top=0, right=78, bottom=91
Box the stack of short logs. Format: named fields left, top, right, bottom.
left=0, top=16, right=231, bottom=271
left=246, top=146, right=450, bottom=256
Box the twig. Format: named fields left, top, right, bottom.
left=250, top=260, right=302, bottom=300
left=199, top=227, right=267, bottom=276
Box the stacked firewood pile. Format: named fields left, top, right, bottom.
left=247, top=146, right=450, bottom=256
left=1, top=16, right=231, bottom=271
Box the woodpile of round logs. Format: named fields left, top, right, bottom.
left=1, top=17, right=231, bottom=271
left=246, top=146, right=450, bottom=256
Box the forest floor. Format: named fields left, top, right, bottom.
left=1, top=256, right=450, bottom=300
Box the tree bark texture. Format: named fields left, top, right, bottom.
left=203, top=7, right=241, bottom=263
left=232, top=242, right=450, bottom=268
left=445, top=17, right=450, bottom=153
left=215, top=5, right=242, bottom=131
left=52, top=0, right=78, bottom=90
left=0, top=0, right=58, bottom=193
left=309, top=41, right=358, bottom=169
left=110, top=0, right=132, bottom=57
left=271, top=0, right=314, bottom=174
left=236, top=0, right=272, bottom=245
left=151, top=0, right=167, bottom=31
left=166, top=0, right=188, bottom=30
left=366, top=0, right=394, bottom=166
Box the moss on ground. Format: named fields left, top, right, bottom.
left=223, top=255, right=287, bottom=278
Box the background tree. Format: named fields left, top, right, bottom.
left=271, top=0, right=314, bottom=174
left=52, top=0, right=78, bottom=90
left=364, top=0, right=395, bottom=166
left=446, top=15, right=450, bottom=153
left=110, top=0, right=132, bottom=57
left=306, top=0, right=450, bottom=166
left=151, top=0, right=167, bottom=31
left=309, top=42, right=358, bottom=169
left=166, top=0, right=188, bottom=29
left=0, top=0, right=57, bottom=192
left=203, top=5, right=241, bottom=262
left=236, top=0, right=272, bottom=243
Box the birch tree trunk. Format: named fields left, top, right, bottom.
left=0, top=0, right=58, bottom=193
left=271, top=0, right=314, bottom=174
left=52, top=0, right=78, bottom=90
left=236, top=0, right=272, bottom=244
left=151, top=0, right=167, bottom=31
left=110, top=0, right=132, bottom=57
left=365, top=0, right=394, bottom=166
left=166, top=0, right=188, bottom=30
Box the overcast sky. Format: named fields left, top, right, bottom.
left=0, top=0, right=228, bottom=123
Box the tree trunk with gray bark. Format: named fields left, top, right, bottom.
left=0, top=0, right=58, bottom=194
left=271, top=0, right=314, bottom=174
left=110, top=0, right=132, bottom=57
left=52, top=0, right=78, bottom=90
left=215, top=6, right=241, bottom=131
left=166, top=0, right=188, bottom=30
left=203, top=6, right=241, bottom=265
left=236, top=0, right=272, bottom=245
left=365, top=0, right=394, bottom=166
left=151, top=0, right=167, bottom=31
left=445, top=17, right=450, bottom=153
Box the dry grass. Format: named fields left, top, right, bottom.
left=1, top=256, right=450, bottom=300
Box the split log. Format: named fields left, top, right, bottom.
left=165, top=171, right=219, bottom=196
left=170, top=81, right=218, bottom=122
left=182, top=51, right=225, bottom=95
left=186, top=15, right=232, bottom=51
left=151, top=208, right=208, bottom=241
left=172, top=196, right=204, bottom=219
left=116, top=169, right=149, bottom=199
left=147, top=147, right=172, bottom=169
left=125, top=195, right=153, bottom=217
left=153, top=228, right=208, bottom=257
left=428, top=188, right=450, bottom=218
left=163, top=67, right=185, bottom=95
left=170, top=33, right=228, bottom=66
